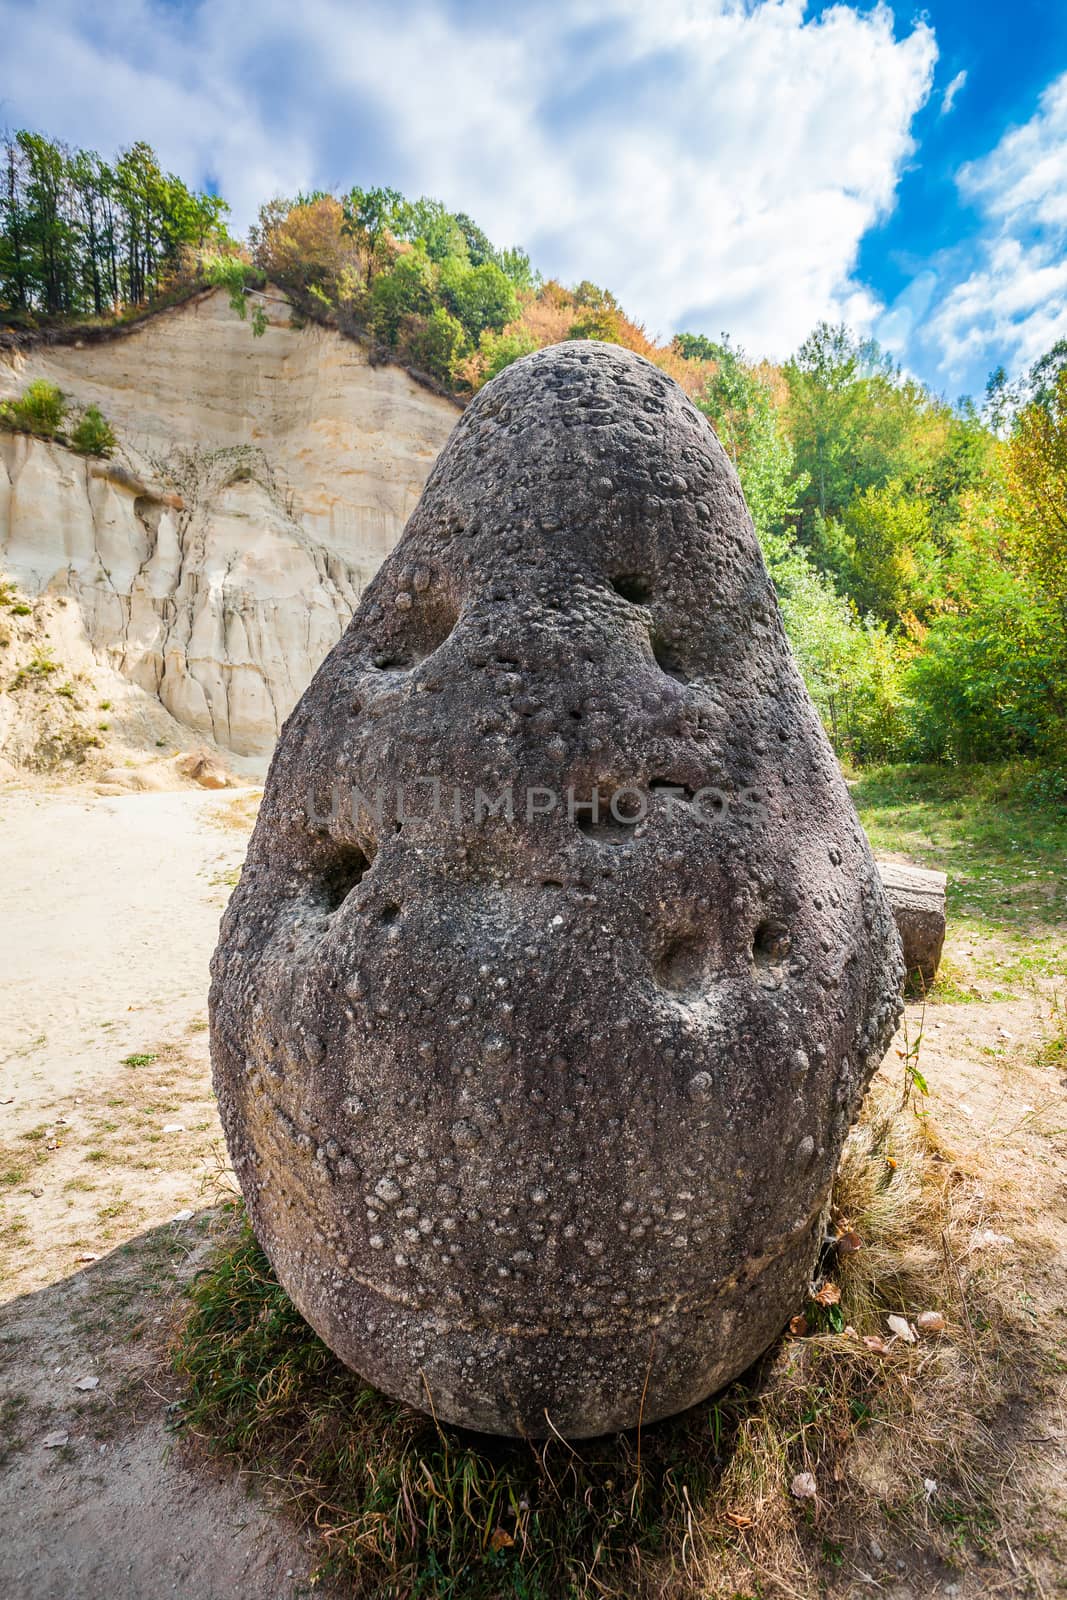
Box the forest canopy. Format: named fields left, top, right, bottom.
left=1, top=129, right=1063, bottom=780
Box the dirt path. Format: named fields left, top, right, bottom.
left=0, top=785, right=1063, bottom=1598
left=0, top=785, right=315, bottom=1598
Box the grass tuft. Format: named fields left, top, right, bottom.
left=171, top=1081, right=1039, bottom=1598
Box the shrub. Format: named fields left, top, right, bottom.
left=0, top=379, right=67, bottom=438
left=397, top=307, right=466, bottom=384
left=475, top=326, right=539, bottom=385
left=70, top=404, right=117, bottom=457
left=566, top=307, right=623, bottom=343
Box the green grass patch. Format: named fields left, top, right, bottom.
left=854, top=761, right=1067, bottom=978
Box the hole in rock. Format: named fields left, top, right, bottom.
left=656, top=930, right=708, bottom=995
left=650, top=633, right=688, bottom=682
left=320, top=845, right=371, bottom=912
left=648, top=778, right=696, bottom=804
left=379, top=901, right=401, bottom=926
left=576, top=814, right=633, bottom=846
left=372, top=594, right=460, bottom=672
left=574, top=786, right=642, bottom=845
left=753, top=920, right=791, bottom=966
left=610, top=572, right=653, bottom=604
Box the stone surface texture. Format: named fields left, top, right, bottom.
left=877, top=861, right=947, bottom=990
left=211, top=341, right=905, bottom=1437
left=0, top=289, right=459, bottom=757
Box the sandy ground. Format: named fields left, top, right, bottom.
left=0, top=784, right=1063, bottom=1598
left=0, top=784, right=316, bottom=1598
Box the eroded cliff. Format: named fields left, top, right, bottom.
left=0, top=289, right=460, bottom=758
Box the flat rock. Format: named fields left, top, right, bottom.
left=876, top=860, right=947, bottom=990
left=211, top=340, right=904, bottom=1437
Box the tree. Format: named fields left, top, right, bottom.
left=396, top=196, right=468, bottom=263
left=398, top=306, right=466, bottom=383
left=368, top=245, right=435, bottom=344
left=1005, top=365, right=1067, bottom=614
left=437, top=258, right=518, bottom=342
left=253, top=195, right=353, bottom=297
left=695, top=337, right=807, bottom=550
left=0, top=133, right=29, bottom=311
left=343, top=185, right=404, bottom=284
left=473, top=325, right=539, bottom=384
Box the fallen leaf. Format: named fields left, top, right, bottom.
left=725, top=1512, right=754, bottom=1530
left=813, top=1282, right=841, bottom=1306
left=791, top=1471, right=818, bottom=1501
left=74, top=1253, right=99, bottom=1263
left=862, top=1336, right=890, bottom=1354
left=74, top=1376, right=99, bottom=1391
left=836, top=1230, right=863, bottom=1257
left=789, top=1313, right=809, bottom=1336
left=41, top=1431, right=69, bottom=1449
left=916, top=1311, right=945, bottom=1335
left=489, top=1528, right=515, bottom=1551
left=887, top=1314, right=917, bottom=1344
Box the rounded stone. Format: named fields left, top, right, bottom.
left=209, top=341, right=904, bottom=1438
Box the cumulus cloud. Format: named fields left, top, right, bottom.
left=0, top=0, right=936, bottom=357
left=927, top=71, right=1067, bottom=380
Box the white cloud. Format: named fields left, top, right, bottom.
left=928, top=71, right=1067, bottom=380
left=940, top=68, right=967, bottom=116
left=0, top=0, right=936, bottom=358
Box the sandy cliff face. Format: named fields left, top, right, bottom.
left=0, top=290, right=460, bottom=756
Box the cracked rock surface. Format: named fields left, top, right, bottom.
left=210, top=340, right=905, bottom=1437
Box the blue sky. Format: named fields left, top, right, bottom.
left=2, top=0, right=1065, bottom=400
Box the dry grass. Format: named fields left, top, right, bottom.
left=209, top=789, right=262, bottom=833
left=170, top=1070, right=1047, bottom=1598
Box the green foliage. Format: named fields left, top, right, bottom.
left=0, top=378, right=67, bottom=437
left=68, top=406, right=115, bottom=457
left=567, top=307, right=622, bottom=343
left=343, top=185, right=404, bottom=264
left=0, top=378, right=117, bottom=456
left=1005, top=364, right=1067, bottom=610
left=673, top=331, right=721, bottom=362
left=784, top=322, right=949, bottom=544
left=69, top=403, right=117, bottom=456
left=905, top=573, right=1065, bottom=764
left=437, top=257, right=519, bottom=341
left=368, top=245, right=435, bottom=344
left=693, top=338, right=904, bottom=760
left=695, top=336, right=807, bottom=547
left=772, top=549, right=908, bottom=762
left=201, top=252, right=267, bottom=335
left=819, top=482, right=938, bottom=624
left=398, top=306, right=467, bottom=383
left=476, top=325, right=540, bottom=382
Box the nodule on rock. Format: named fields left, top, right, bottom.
left=210, top=340, right=905, bottom=1437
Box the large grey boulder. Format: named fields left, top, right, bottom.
left=210, top=341, right=905, bottom=1438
